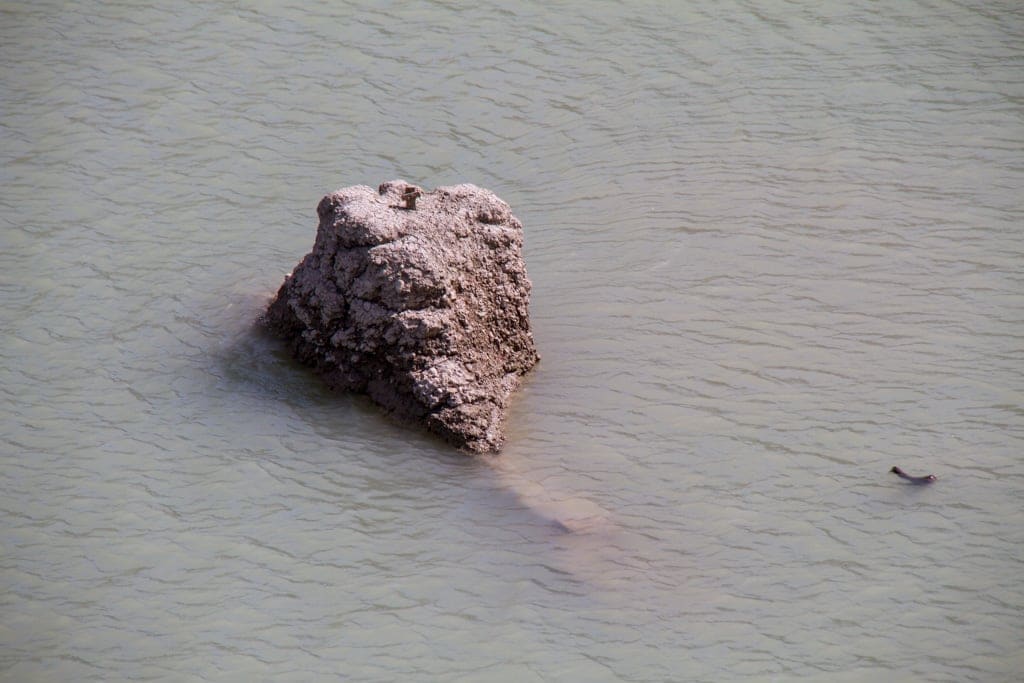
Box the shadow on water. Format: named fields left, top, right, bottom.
left=208, top=290, right=397, bottom=428
left=208, top=293, right=622, bottom=583
left=205, top=294, right=630, bottom=593
left=215, top=314, right=357, bottom=414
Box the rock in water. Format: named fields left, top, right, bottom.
left=263, top=180, right=540, bottom=453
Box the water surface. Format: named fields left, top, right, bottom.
left=2, top=1, right=1023, bottom=680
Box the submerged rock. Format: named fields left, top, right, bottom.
left=263, top=180, right=540, bottom=453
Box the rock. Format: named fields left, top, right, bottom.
left=263, top=180, right=540, bottom=453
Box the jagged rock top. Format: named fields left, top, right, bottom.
left=264, top=180, right=540, bottom=453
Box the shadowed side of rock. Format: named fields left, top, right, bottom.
left=263, top=180, right=540, bottom=453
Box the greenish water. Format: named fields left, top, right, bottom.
left=2, top=1, right=1023, bottom=680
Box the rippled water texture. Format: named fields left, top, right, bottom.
left=3, top=1, right=1023, bottom=680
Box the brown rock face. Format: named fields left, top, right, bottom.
left=263, top=180, right=540, bottom=453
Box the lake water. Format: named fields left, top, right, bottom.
left=2, top=1, right=1023, bottom=680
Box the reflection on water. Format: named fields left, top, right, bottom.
left=3, top=0, right=1023, bottom=680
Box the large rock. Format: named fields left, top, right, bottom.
left=263, top=180, right=540, bottom=453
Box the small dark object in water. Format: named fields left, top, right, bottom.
left=890, top=466, right=937, bottom=484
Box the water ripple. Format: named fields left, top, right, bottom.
left=3, top=0, right=1023, bottom=681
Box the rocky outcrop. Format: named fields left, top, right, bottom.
left=263, top=180, right=540, bottom=453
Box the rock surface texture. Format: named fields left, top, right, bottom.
left=264, top=180, right=540, bottom=453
